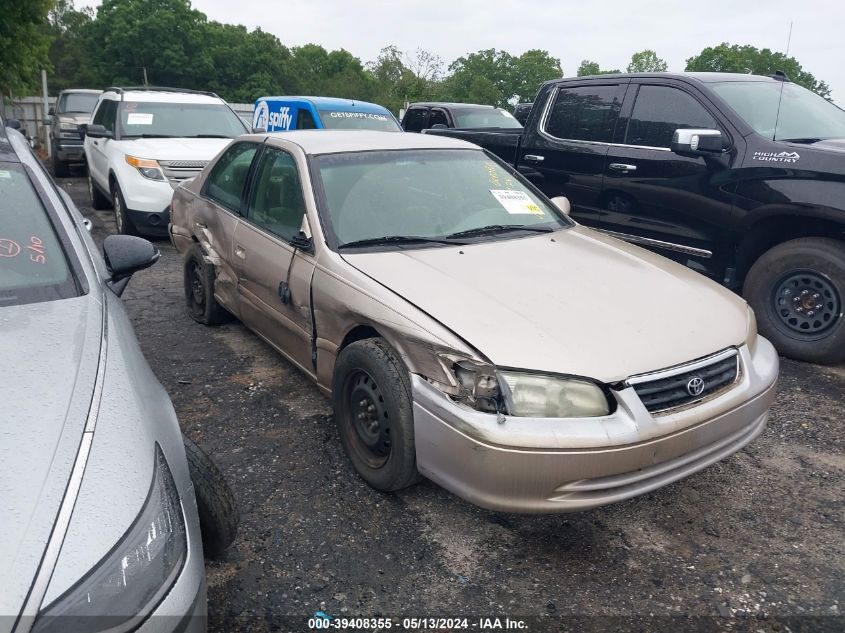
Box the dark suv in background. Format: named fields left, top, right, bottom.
left=46, top=88, right=101, bottom=177
left=427, top=73, right=845, bottom=364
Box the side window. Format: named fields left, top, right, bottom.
left=429, top=109, right=449, bottom=128
left=92, top=99, right=111, bottom=126
left=625, top=85, right=719, bottom=148
left=247, top=148, right=307, bottom=241
left=545, top=85, right=624, bottom=143
left=402, top=108, right=428, bottom=133
left=296, top=109, right=317, bottom=130
left=101, top=100, right=118, bottom=133
left=205, top=142, right=258, bottom=211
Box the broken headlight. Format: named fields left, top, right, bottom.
left=498, top=371, right=610, bottom=418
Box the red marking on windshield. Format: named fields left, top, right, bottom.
left=0, top=238, right=21, bottom=258
left=27, top=236, right=46, bottom=264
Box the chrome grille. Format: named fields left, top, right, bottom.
left=159, top=160, right=209, bottom=188
left=629, top=350, right=739, bottom=414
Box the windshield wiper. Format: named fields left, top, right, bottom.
left=778, top=137, right=825, bottom=143
left=124, top=134, right=177, bottom=138
left=338, top=235, right=467, bottom=249
left=444, top=224, right=556, bottom=239
left=185, top=134, right=233, bottom=138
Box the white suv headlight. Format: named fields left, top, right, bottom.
left=125, top=155, right=166, bottom=181
left=498, top=371, right=610, bottom=418
left=34, top=445, right=187, bottom=633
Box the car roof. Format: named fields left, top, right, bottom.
left=408, top=102, right=500, bottom=110
left=554, top=71, right=780, bottom=84
left=253, top=129, right=478, bottom=155
left=258, top=96, right=393, bottom=114
left=100, top=87, right=224, bottom=104
left=59, top=88, right=103, bottom=95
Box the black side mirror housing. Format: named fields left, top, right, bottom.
left=86, top=124, right=113, bottom=139
left=5, top=119, right=22, bottom=130
left=103, top=235, right=160, bottom=295
left=671, top=128, right=725, bottom=157
left=78, top=123, right=88, bottom=137
left=290, top=230, right=312, bottom=251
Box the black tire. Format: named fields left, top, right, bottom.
left=111, top=181, right=138, bottom=235
left=744, top=237, right=845, bottom=364
left=52, top=154, right=70, bottom=178
left=182, top=434, right=239, bottom=559
left=89, top=174, right=111, bottom=210
left=332, top=338, right=421, bottom=491
left=183, top=243, right=232, bottom=325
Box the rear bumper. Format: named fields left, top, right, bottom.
left=412, top=338, right=779, bottom=513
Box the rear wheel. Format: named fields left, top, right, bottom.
left=52, top=149, right=70, bottom=178
left=88, top=174, right=111, bottom=210
left=332, top=338, right=421, bottom=491
left=182, top=434, right=239, bottom=559
left=744, top=237, right=845, bottom=364
left=183, top=242, right=231, bottom=325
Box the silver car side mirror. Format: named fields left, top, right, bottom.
left=550, top=196, right=571, bottom=216
left=671, top=128, right=723, bottom=156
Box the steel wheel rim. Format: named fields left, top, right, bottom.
left=772, top=269, right=842, bottom=339
left=344, top=369, right=391, bottom=469
left=188, top=260, right=205, bottom=312
left=113, top=191, right=123, bottom=233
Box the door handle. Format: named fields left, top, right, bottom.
left=609, top=163, right=637, bottom=173
left=523, top=154, right=545, bottom=162
left=235, top=245, right=246, bottom=259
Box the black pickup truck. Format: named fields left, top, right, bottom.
left=426, top=72, right=845, bottom=364
left=401, top=102, right=522, bottom=133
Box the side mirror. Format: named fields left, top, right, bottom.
left=290, top=230, right=312, bottom=251
left=550, top=195, right=571, bottom=216
left=103, top=235, right=160, bottom=295
left=85, top=124, right=113, bottom=139
left=430, top=123, right=448, bottom=130
left=252, top=126, right=266, bottom=134
left=48, top=106, right=55, bottom=116
left=78, top=123, right=88, bottom=137
left=5, top=119, right=22, bottom=130
left=671, top=128, right=724, bottom=156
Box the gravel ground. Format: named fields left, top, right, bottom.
left=58, top=169, right=844, bottom=633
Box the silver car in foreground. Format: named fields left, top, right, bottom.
left=1, top=125, right=212, bottom=632
left=170, top=130, right=779, bottom=513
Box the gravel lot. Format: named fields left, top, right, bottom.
left=58, top=169, right=844, bottom=632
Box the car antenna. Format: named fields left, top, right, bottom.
left=772, top=21, right=793, bottom=142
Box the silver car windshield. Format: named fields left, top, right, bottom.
left=118, top=102, right=247, bottom=138
left=314, top=149, right=570, bottom=248
left=712, top=81, right=845, bottom=141
left=0, top=164, right=77, bottom=306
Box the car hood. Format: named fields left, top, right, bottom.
left=59, top=113, right=93, bottom=126
left=0, top=295, right=102, bottom=622
left=342, top=226, right=748, bottom=383
left=117, top=137, right=232, bottom=161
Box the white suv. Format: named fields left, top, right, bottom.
left=84, top=87, right=248, bottom=236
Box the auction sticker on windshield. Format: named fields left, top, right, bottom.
left=126, top=113, right=154, bottom=125
left=490, top=189, right=543, bottom=215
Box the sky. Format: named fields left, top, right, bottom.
left=77, top=0, right=843, bottom=102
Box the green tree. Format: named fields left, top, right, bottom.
left=685, top=43, right=830, bottom=98
left=442, top=49, right=515, bottom=107
left=627, top=49, right=668, bottom=73
left=511, top=49, right=562, bottom=102
left=86, top=0, right=212, bottom=88
left=47, top=0, right=99, bottom=92
left=0, top=0, right=55, bottom=96
left=289, top=44, right=374, bottom=100
left=577, top=59, right=621, bottom=76
left=367, top=45, right=442, bottom=112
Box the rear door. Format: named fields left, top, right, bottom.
left=232, top=145, right=317, bottom=375
left=517, top=81, right=628, bottom=219
left=598, top=80, right=739, bottom=272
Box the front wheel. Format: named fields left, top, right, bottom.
left=182, top=434, right=239, bottom=558
left=183, top=243, right=231, bottom=325
left=332, top=338, right=421, bottom=491
left=111, top=181, right=138, bottom=235
left=89, top=174, right=111, bottom=210
left=744, top=237, right=845, bottom=364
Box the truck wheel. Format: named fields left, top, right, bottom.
left=88, top=174, right=111, bottom=210
left=182, top=434, right=239, bottom=559
left=332, top=338, right=421, bottom=491
left=183, top=242, right=231, bottom=325
left=744, top=237, right=845, bottom=364
left=111, top=182, right=138, bottom=236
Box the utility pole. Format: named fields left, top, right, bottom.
left=142, top=66, right=149, bottom=87
left=42, top=69, right=50, bottom=157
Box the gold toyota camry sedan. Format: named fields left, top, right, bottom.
left=169, top=130, right=778, bottom=513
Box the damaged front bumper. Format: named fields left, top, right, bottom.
left=412, top=338, right=779, bottom=513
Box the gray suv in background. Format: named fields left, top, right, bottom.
left=47, top=89, right=101, bottom=177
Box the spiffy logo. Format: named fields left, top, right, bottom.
left=253, top=101, right=269, bottom=130
left=268, top=106, right=292, bottom=131
left=753, top=150, right=800, bottom=163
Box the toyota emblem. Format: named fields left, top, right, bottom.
left=686, top=376, right=705, bottom=396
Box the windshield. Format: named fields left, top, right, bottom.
left=0, top=164, right=77, bottom=306
left=314, top=149, right=569, bottom=248
left=59, top=92, right=100, bottom=113
left=453, top=108, right=523, bottom=129
left=712, top=81, right=845, bottom=141
left=318, top=110, right=401, bottom=132
left=117, top=101, right=247, bottom=138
